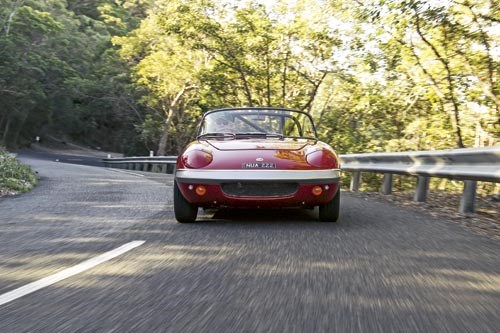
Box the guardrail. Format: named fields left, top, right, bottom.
left=103, top=156, right=177, bottom=174
left=103, top=146, right=500, bottom=214
left=341, top=146, right=500, bottom=214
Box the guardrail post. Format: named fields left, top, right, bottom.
left=153, top=164, right=162, bottom=173
left=414, top=176, right=430, bottom=202
left=161, top=164, right=168, bottom=173
left=381, top=173, right=393, bottom=195
left=134, top=163, right=141, bottom=171
left=459, top=180, right=477, bottom=214
left=350, top=171, right=361, bottom=191
left=167, top=163, right=175, bottom=174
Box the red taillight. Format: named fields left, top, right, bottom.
left=182, top=149, right=213, bottom=168
left=306, top=149, right=338, bottom=168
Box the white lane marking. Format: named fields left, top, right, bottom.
left=0, top=241, right=145, bottom=307
left=106, top=168, right=145, bottom=177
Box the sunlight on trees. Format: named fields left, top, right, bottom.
left=0, top=0, right=498, bottom=155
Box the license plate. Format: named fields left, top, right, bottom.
left=242, top=162, right=276, bottom=169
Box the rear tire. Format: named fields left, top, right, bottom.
left=174, top=181, right=198, bottom=223
left=318, top=188, right=340, bottom=222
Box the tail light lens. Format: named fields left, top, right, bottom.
left=195, top=186, right=207, bottom=196
left=182, top=149, right=213, bottom=168
left=312, top=186, right=323, bottom=196
left=306, top=149, right=338, bottom=168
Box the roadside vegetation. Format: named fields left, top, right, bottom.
left=0, top=148, right=37, bottom=196
left=0, top=0, right=497, bottom=196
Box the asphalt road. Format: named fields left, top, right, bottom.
left=0, top=154, right=499, bottom=332
left=17, top=151, right=105, bottom=167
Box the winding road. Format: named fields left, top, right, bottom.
left=0, top=153, right=499, bottom=332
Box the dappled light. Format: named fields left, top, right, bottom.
left=1, top=158, right=500, bottom=331
left=1, top=0, right=498, bottom=154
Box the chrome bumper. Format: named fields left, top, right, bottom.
left=175, top=169, right=341, bottom=184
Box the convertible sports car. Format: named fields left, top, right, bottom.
left=174, top=107, right=341, bottom=223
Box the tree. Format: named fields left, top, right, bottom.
left=350, top=0, right=499, bottom=149
left=0, top=0, right=149, bottom=152
left=113, top=7, right=206, bottom=155
left=113, top=0, right=345, bottom=154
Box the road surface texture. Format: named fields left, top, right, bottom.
left=0, top=154, right=499, bottom=332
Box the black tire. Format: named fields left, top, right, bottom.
left=174, top=181, right=198, bottom=223
left=318, top=188, right=340, bottom=222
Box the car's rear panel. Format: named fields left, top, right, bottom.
left=175, top=181, right=339, bottom=208
left=175, top=138, right=340, bottom=208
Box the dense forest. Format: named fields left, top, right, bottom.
left=0, top=0, right=498, bottom=156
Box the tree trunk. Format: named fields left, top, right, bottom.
left=0, top=112, right=6, bottom=134
left=266, top=51, right=271, bottom=106
left=11, top=111, right=28, bottom=147
left=157, top=107, right=175, bottom=156
left=281, top=49, right=290, bottom=106
left=2, top=0, right=24, bottom=37
left=156, top=83, right=198, bottom=156
left=2, top=117, right=11, bottom=146
left=465, top=3, right=500, bottom=120
left=301, top=72, right=327, bottom=112
left=414, top=12, right=465, bottom=148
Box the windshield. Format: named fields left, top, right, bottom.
left=198, top=108, right=317, bottom=139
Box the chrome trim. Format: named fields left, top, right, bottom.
left=175, top=169, right=341, bottom=184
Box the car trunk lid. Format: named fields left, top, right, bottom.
left=204, top=138, right=314, bottom=151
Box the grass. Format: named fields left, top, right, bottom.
left=0, top=148, right=37, bottom=194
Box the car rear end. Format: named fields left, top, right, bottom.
left=175, top=139, right=340, bottom=209
left=173, top=107, right=341, bottom=223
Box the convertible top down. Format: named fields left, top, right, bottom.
left=174, top=107, right=341, bottom=223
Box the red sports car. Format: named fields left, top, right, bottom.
left=174, top=107, right=341, bottom=223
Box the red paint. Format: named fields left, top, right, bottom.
left=175, top=121, right=340, bottom=209
left=177, top=182, right=339, bottom=208
left=177, top=139, right=338, bottom=171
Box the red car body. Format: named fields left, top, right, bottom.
left=174, top=107, right=341, bottom=222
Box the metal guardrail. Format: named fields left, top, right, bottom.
left=103, top=155, right=177, bottom=174
left=341, top=146, right=500, bottom=214
left=103, top=146, right=500, bottom=214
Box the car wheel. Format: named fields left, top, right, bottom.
left=174, top=181, right=198, bottom=223
left=318, top=189, right=340, bottom=222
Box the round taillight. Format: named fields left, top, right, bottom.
left=306, top=149, right=338, bottom=168
left=312, top=186, right=323, bottom=196
left=195, top=186, right=207, bottom=196
left=182, top=149, right=213, bottom=168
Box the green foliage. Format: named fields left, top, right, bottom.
left=113, top=0, right=347, bottom=154
left=355, top=0, right=499, bottom=149
left=0, top=148, right=37, bottom=193
left=0, top=0, right=151, bottom=154
left=0, top=0, right=498, bottom=157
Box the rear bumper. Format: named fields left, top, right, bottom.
left=175, top=169, right=341, bottom=184
left=175, top=169, right=340, bottom=208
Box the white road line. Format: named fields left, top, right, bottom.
left=0, top=241, right=145, bottom=307
left=106, top=168, right=145, bottom=177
